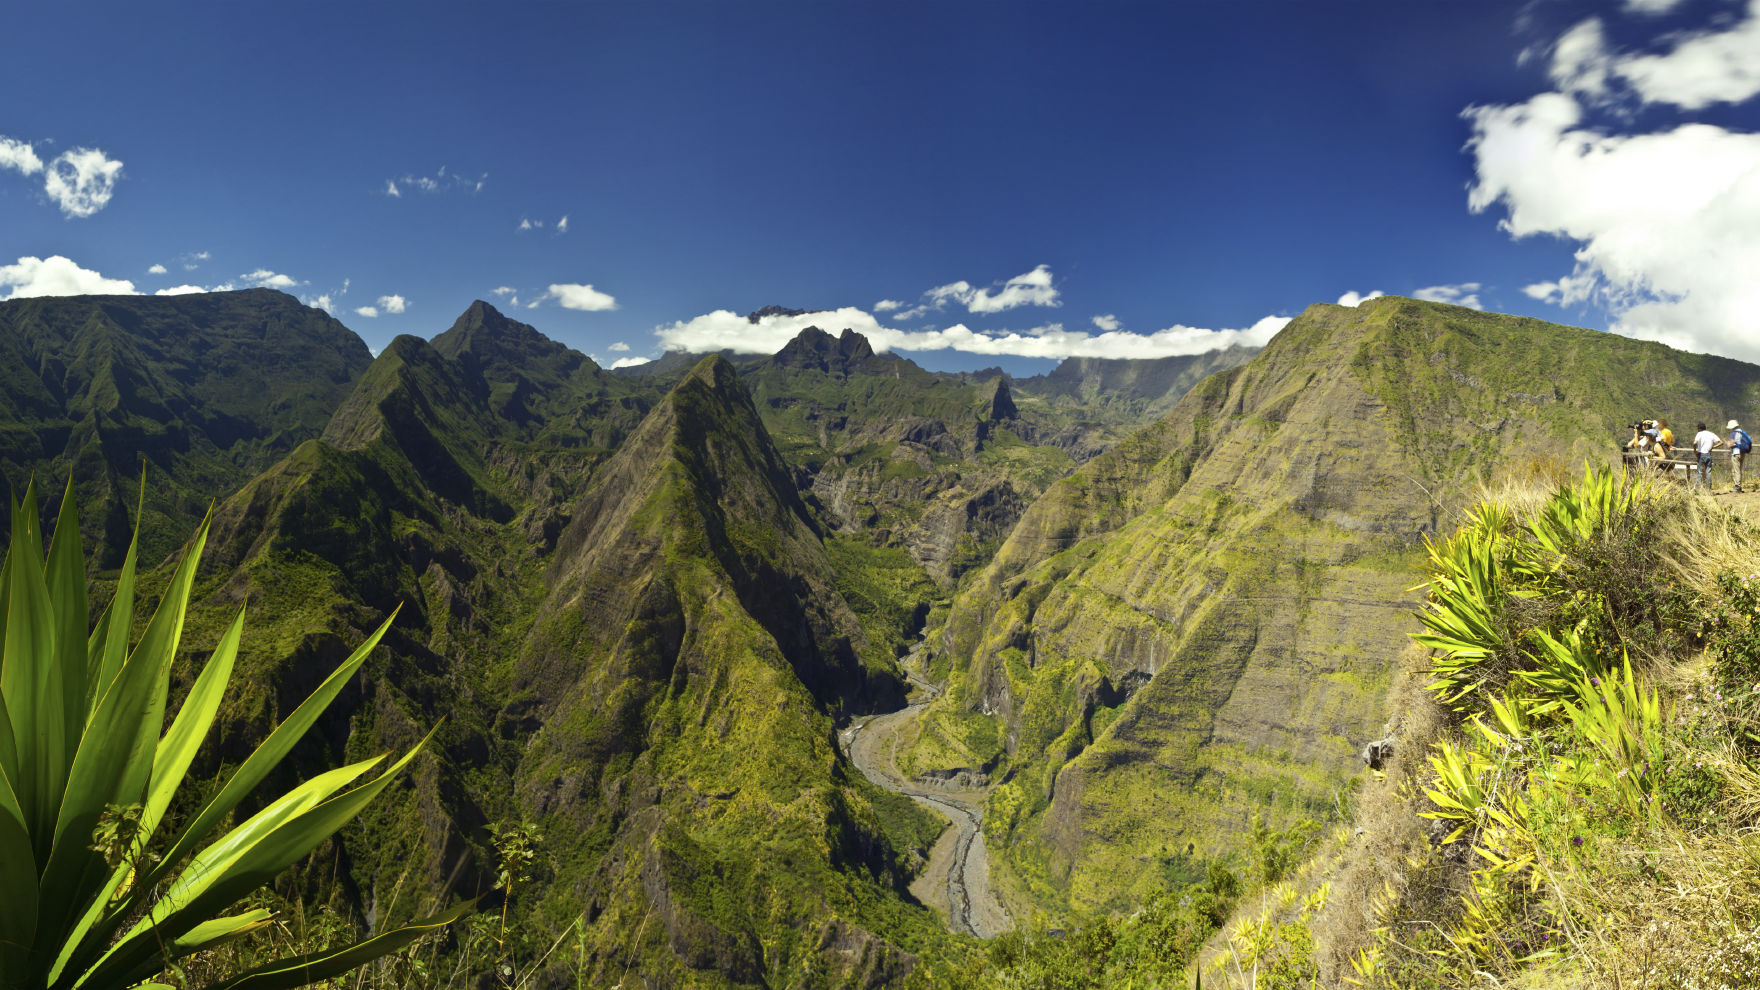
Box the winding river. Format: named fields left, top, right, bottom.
left=839, top=650, right=1012, bottom=938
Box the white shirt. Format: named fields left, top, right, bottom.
left=1695, top=429, right=1719, bottom=454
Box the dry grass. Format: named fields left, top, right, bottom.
left=1208, top=467, right=1760, bottom=990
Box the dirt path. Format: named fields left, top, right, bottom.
left=841, top=652, right=1012, bottom=938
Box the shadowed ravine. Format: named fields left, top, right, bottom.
left=841, top=647, right=1012, bottom=938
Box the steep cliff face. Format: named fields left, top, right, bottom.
left=931, top=297, right=1760, bottom=915
left=510, top=356, right=943, bottom=986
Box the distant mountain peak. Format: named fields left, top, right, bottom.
left=432, top=300, right=593, bottom=377
left=770, top=325, right=877, bottom=375
left=747, top=304, right=811, bottom=323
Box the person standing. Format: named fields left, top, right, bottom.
left=1692, top=422, right=1720, bottom=493
left=1730, top=419, right=1752, bottom=493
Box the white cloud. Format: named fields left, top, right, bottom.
left=907, top=265, right=1063, bottom=316
left=556, top=214, right=569, bottom=234
left=968, top=264, right=1060, bottom=313
left=1625, top=0, right=1687, bottom=13
left=1466, top=2, right=1760, bottom=363
left=525, top=299, right=540, bottom=309
left=0, top=255, right=135, bottom=298
left=610, top=356, right=651, bottom=370
left=1336, top=290, right=1385, bottom=307
left=308, top=293, right=333, bottom=312
left=654, top=305, right=1287, bottom=360
left=43, top=147, right=123, bottom=218
left=377, top=294, right=407, bottom=314
left=243, top=269, right=298, bottom=289
left=547, top=283, right=618, bottom=311
left=1411, top=283, right=1485, bottom=310
left=889, top=304, right=930, bottom=322
left=609, top=341, right=631, bottom=351
left=355, top=305, right=380, bottom=318
left=1091, top=314, right=1121, bottom=331
left=155, top=284, right=208, bottom=296
left=873, top=299, right=904, bottom=312
left=147, top=263, right=167, bottom=275
left=388, top=166, right=485, bottom=197
left=0, top=136, right=43, bottom=176
left=519, top=218, right=539, bottom=230
left=492, top=286, right=516, bottom=297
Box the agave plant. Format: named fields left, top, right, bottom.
left=0, top=482, right=467, bottom=990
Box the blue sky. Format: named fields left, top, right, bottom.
left=5, top=1, right=1760, bottom=373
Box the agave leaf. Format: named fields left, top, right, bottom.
left=87, top=728, right=436, bottom=988
left=144, top=607, right=245, bottom=838
left=142, top=609, right=398, bottom=893
left=88, top=513, right=140, bottom=716
left=34, top=517, right=211, bottom=974
left=44, top=479, right=88, bottom=784
left=4, top=483, right=57, bottom=849
left=171, top=909, right=273, bottom=955
left=202, top=899, right=473, bottom=990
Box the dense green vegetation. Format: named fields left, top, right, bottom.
left=0, top=481, right=463, bottom=989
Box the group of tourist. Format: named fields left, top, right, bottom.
left=1625, top=417, right=1752, bottom=493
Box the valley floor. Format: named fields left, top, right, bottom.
left=843, top=649, right=1013, bottom=939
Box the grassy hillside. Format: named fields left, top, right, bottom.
left=919, top=296, right=1760, bottom=923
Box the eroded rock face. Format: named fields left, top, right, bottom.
left=937, top=295, right=1760, bottom=915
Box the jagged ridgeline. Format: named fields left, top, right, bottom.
left=922, top=295, right=1760, bottom=918
left=0, top=289, right=1238, bottom=987
left=0, top=289, right=372, bottom=564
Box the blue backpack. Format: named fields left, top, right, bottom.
left=1735, top=428, right=1753, bottom=453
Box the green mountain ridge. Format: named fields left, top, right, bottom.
left=920, top=295, right=1760, bottom=918
left=9, top=288, right=1753, bottom=985
left=0, top=289, right=372, bottom=563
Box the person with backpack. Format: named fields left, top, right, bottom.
left=1729, top=419, right=1751, bottom=493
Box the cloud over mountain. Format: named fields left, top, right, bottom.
left=654, top=305, right=1288, bottom=360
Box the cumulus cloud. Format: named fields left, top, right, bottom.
left=386, top=166, right=486, bottom=197
left=43, top=148, right=123, bottom=217
left=1467, top=0, right=1760, bottom=362
left=608, top=341, right=631, bottom=352
left=1091, top=314, right=1121, bottom=331
left=154, top=284, right=209, bottom=296
left=1336, top=290, right=1385, bottom=307
left=609, top=356, right=651, bottom=370
left=147, top=263, right=167, bottom=275
left=377, top=294, right=407, bottom=314
left=492, top=286, right=516, bottom=297
left=243, top=269, right=298, bottom=289
left=873, top=299, right=904, bottom=312
left=900, top=265, right=1063, bottom=317
left=654, top=305, right=1288, bottom=360
left=1, top=255, right=135, bottom=298
left=308, top=293, right=333, bottom=312
left=519, top=218, right=540, bottom=230
left=0, top=136, right=43, bottom=176
left=354, top=305, right=380, bottom=318
left=1412, top=283, right=1485, bottom=310
left=556, top=215, right=569, bottom=234
left=547, top=283, right=618, bottom=311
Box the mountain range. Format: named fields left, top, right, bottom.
left=3, top=288, right=1755, bottom=987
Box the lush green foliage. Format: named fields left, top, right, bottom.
left=0, top=482, right=462, bottom=990
left=1346, top=468, right=1760, bottom=987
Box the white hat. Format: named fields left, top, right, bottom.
left=1730, top=419, right=1741, bottom=429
